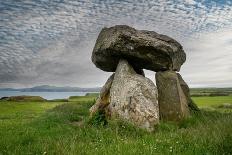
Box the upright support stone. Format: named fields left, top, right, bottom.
left=89, top=73, right=114, bottom=117
left=156, top=71, right=190, bottom=122
left=109, top=59, right=159, bottom=131
left=177, top=73, right=200, bottom=112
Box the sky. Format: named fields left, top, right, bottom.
left=0, top=0, right=232, bottom=88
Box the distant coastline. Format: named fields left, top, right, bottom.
left=0, top=85, right=101, bottom=92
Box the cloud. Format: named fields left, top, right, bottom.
left=0, top=0, right=232, bottom=88
left=180, top=28, right=232, bottom=87
left=184, top=0, right=196, bottom=5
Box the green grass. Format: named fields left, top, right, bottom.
left=85, top=93, right=99, bottom=97
left=68, top=96, right=96, bottom=102
left=0, top=101, right=62, bottom=121
left=0, top=96, right=232, bottom=155
left=192, top=96, right=232, bottom=107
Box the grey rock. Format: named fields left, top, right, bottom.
left=108, top=59, right=159, bottom=131
left=156, top=71, right=190, bottom=122
left=89, top=73, right=114, bottom=116
left=177, top=73, right=200, bottom=112
left=92, top=25, right=186, bottom=72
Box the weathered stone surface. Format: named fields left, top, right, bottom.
left=89, top=73, right=114, bottom=116
left=156, top=71, right=190, bottom=122
left=108, top=59, right=159, bottom=131
left=177, top=73, right=200, bottom=112
left=92, top=25, right=186, bottom=72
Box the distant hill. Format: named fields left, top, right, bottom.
left=190, top=87, right=232, bottom=97
left=0, top=85, right=101, bottom=92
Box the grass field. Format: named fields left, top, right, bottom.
left=192, top=96, right=232, bottom=107
left=0, top=96, right=232, bottom=155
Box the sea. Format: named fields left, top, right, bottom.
left=0, top=91, right=94, bottom=100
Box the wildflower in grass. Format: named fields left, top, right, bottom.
left=170, top=146, right=173, bottom=152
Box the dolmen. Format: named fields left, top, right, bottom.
left=90, top=25, right=199, bottom=131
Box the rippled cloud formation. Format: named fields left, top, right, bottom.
left=0, top=0, right=232, bottom=88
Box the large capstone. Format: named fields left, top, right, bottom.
left=92, top=25, right=186, bottom=72
left=108, top=59, right=159, bottom=131
left=156, top=71, right=190, bottom=122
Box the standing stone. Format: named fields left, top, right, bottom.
left=89, top=74, right=114, bottom=116
left=177, top=73, right=200, bottom=112
left=156, top=71, right=190, bottom=122
left=109, top=59, right=159, bottom=131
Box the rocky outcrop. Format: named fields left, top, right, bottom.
left=92, top=25, right=186, bottom=72
left=108, top=60, right=159, bottom=131
left=156, top=71, right=190, bottom=121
